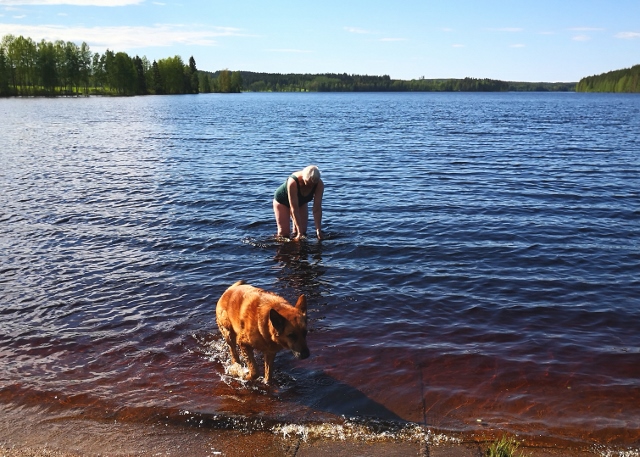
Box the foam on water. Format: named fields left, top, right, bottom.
left=271, top=420, right=460, bottom=445
left=596, top=448, right=640, bottom=457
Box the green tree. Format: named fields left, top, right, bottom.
left=188, top=55, right=199, bottom=94
left=577, top=65, right=640, bottom=93
left=157, top=55, right=185, bottom=94
left=199, top=72, right=211, bottom=93
left=133, top=55, right=147, bottom=95
left=103, top=49, right=116, bottom=92
left=1, top=33, right=219, bottom=97
left=0, top=48, right=10, bottom=96
left=230, top=71, right=242, bottom=93
left=217, top=69, right=231, bottom=93
left=0, top=35, right=16, bottom=92
left=140, top=56, right=152, bottom=94
left=91, top=52, right=106, bottom=91
left=37, top=39, right=58, bottom=95
left=183, top=66, right=192, bottom=94
left=111, top=52, right=135, bottom=95
left=53, top=40, right=66, bottom=92
left=3, top=35, right=37, bottom=94
left=79, top=42, right=92, bottom=94
left=63, top=41, right=80, bottom=93
left=16, top=36, right=37, bottom=94
left=151, top=60, right=164, bottom=94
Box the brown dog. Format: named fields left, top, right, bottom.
left=216, top=280, right=310, bottom=383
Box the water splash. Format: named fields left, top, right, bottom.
left=272, top=419, right=461, bottom=445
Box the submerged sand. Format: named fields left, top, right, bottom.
left=0, top=403, right=609, bottom=457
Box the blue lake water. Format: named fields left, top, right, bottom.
left=1, top=92, right=639, bottom=451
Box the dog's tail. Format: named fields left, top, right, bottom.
left=231, top=280, right=245, bottom=287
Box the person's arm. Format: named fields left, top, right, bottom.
left=313, top=179, right=324, bottom=240
left=287, top=177, right=304, bottom=237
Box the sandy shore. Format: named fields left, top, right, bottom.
left=0, top=403, right=607, bottom=457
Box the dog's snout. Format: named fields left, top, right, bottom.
left=298, top=347, right=310, bottom=360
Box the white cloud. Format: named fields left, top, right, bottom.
left=344, top=26, right=370, bottom=34
left=615, top=31, right=640, bottom=39
left=379, top=37, right=406, bottom=42
left=569, top=27, right=604, bottom=42
left=452, top=44, right=464, bottom=48
left=0, top=0, right=143, bottom=5
left=569, top=27, right=605, bottom=32
left=0, top=23, right=247, bottom=48
left=441, top=27, right=454, bottom=32
left=510, top=44, right=525, bottom=48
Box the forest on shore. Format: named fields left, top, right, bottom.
left=233, top=71, right=574, bottom=92
left=0, top=33, right=588, bottom=98
left=576, top=64, right=640, bottom=93
left=0, top=34, right=241, bottom=97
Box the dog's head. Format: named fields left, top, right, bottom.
left=269, top=295, right=310, bottom=360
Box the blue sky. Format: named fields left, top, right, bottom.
left=1, top=0, right=639, bottom=82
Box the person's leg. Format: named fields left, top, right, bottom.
left=296, top=203, right=309, bottom=236
left=273, top=199, right=291, bottom=237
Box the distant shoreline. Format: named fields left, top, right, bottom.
left=202, top=71, right=577, bottom=93
left=0, top=33, right=576, bottom=98
left=4, top=34, right=638, bottom=97
left=0, top=84, right=580, bottom=99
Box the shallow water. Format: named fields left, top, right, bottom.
left=1, top=93, right=639, bottom=451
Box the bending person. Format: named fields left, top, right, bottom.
left=273, top=165, right=324, bottom=240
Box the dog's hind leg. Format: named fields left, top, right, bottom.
left=240, top=344, right=259, bottom=380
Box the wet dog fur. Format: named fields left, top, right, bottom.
left=216, top=280, right=310, bottom=383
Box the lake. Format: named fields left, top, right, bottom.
left=1, top=92, right=639, bottom=453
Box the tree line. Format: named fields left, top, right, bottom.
left=0, top=34, right=242, bottom=97
left=576, top=64, right=640, bottom=93
left=2, top=33, right=581, bottom=97
left=238, top=71, right=575, bottom=92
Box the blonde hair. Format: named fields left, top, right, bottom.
left=302, top=165, right=321, bottom=184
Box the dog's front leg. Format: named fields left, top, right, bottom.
left=225, top=331, right=242, bottom=365
left=263, top=352, right=276, bottom=384
left=217, top=319, right=242, bottom=366
left=240, top=344, right=259, bottom=380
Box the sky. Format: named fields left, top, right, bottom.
left=1, top=0, right=639, bottom=82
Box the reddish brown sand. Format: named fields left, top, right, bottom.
left=0, top=403, right=604, bottom=457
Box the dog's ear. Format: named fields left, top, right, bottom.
left=269, top=309, right=287, bottom=334
left=295, top=294, right=307, bottom=316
